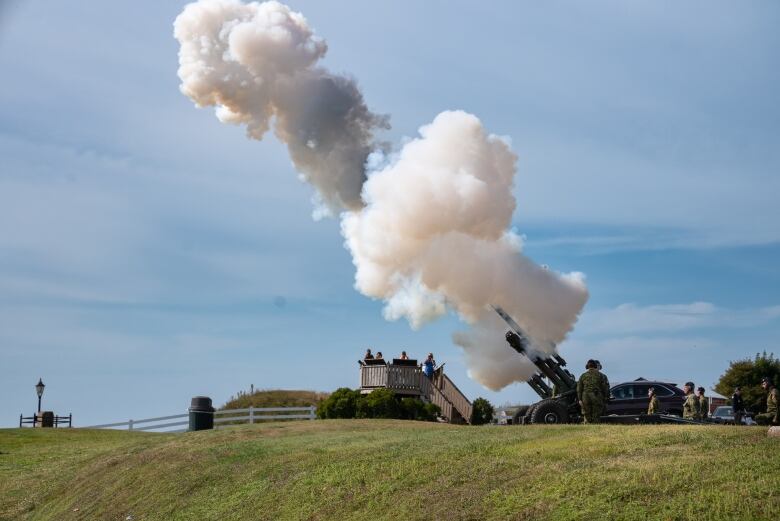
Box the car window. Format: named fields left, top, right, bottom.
left=714, top=406, right=733, bottom=416
left=634, top=384, right=651, bottom=397
left=653, top=385, right=675, bottom=397
left=612, top=385, right=633, bottom=399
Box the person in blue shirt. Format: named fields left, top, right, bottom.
left=423, top=353, right=436, bottom=378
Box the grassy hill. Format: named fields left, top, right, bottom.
left=1, top=421, right=779, bottom=520
left=220, top=389, right=328, bottom=410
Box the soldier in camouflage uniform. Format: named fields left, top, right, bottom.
left=754, top=377, right=779, bottom=426
left=696, top=387, right=708, bottom=420
left=577, top=359, right=605, bottom=423
left=647, top=387, right=659, bottom=415
left=682, top=381, right=699, bottom=420
left=595, top=360, right=610, bottom=415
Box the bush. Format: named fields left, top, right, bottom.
left=317, top=388, right=362, bottom=419
left=400, top=398, right=440, bottom=421
left=357, top=388, right=400, bottom=419
left=423, top=402, right=441, bottom=421
left=470, top=397, right=494, bottom=425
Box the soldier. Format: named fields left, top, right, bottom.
left=754, top=377, right=779, bottom=426
left=696, top=387, right=708, bottom=420
left=647, top=387, right=659, bottom=415
left=594, top=360, right=610, bottom=415
left=577, top=359, right=605, bottom=424
left=682, top=381, right=699, bottom=420
left=731, top=386, right=744, bottom=425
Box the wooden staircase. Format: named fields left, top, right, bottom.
left=359, top=362, right=473, bottom=424
left=425, top=366, right=473, bottom=424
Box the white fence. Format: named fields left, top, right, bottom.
left=84, top=406, right=316, bottom=433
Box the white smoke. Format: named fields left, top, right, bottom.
left=174, top=1, right=589, bottom=391
left=173, top=0, right=388, bottom=214
left=342, top=111, right=588, bottom=389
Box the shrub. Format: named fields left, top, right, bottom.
left=422, top=402, right=441, bottom=421
left=317, top=388, right=362, bottom=419
left=357, top=388, right=400, bottom=419
left=400, top=397, right=425, bottom=420
left=470, top=397, right=494, bottom=425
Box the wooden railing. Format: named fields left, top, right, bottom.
left=360, top=364, right=425, bottom=394
left=439, top=373, right=472, bottom=423
left=421, top=377, right=453, bottom=421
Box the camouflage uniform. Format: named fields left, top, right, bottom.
left=755, top=386, right=779, bottom=425
left=599, top=372, right=610, bottom=416
left=698, top=396, right=708, bottom=419
left=647, top=395, right=659, bottom=415
left=577, top=368, right=604, bottom=423
left=683, top=393, right=699, bottom=420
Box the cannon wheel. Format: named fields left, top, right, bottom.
left=529, top=399, right=569, bottom=424
left=512, top=406, right=530, bottom=425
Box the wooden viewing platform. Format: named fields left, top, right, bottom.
left=359, top=361, right=473, bottom=424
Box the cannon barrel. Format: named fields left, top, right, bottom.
left=496, top=307, right=577, bottom=397
left=529, top=374, right=553, bottom=399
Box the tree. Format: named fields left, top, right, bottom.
left=470, top=397, right=494, bottom=425
left=316, top=387, right=362, bottom=419
left=714, top=352, right=780, bottom=413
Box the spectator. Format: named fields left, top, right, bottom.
left=423, top=353, right=436, bottom=378
left=364, top=348, right=374, bottom=360
left=732, top=386, right=744, bottom=425
left=399, top=351, right=409, bottom=360
left=376, top=351, right=384, bottom=360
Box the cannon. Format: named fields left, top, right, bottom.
left=493, top=306, right=581, bottom=424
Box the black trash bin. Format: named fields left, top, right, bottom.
left=188, top=396, right=215, bottom=431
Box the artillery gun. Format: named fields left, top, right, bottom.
left=493, top=306, right=581, bottom=424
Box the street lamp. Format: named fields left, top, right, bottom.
left=35, top=378, right=45, bottom=413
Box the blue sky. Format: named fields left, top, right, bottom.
left=1, top=1, right=779, bottom=426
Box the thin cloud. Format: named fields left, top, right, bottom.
left=579, top=301, right=780, bottom=335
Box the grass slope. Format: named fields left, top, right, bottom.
left=221, top=389, right=328, bottom=410
left=1, top=421, right=779, bottom=520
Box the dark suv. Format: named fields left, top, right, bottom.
left=606, top=380, right=685, bottom=416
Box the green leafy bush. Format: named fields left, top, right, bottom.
left=470, top=397, right=494, bottom=425
left=316, top=388, right=362, bottom=419
left=423, top=402, right=441, bottom=421
left=400, top=398, right=440, bottom=421
left=357, top=388, right=400, bottom=419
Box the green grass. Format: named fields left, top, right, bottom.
left=221, top=389, right=328, bottom=410
left=1, top=421, right=779, bottom=520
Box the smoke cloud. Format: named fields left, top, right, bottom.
left=174, top=1, right=589, bottom=391
left=343, top=111, right=588, bottom=389
left=174, top=0, right=388, bottom=214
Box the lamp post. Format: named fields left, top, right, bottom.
left=35, top=378, right=45, bottom=413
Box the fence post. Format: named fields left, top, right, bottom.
left=129, top=419, right=134, bottom=431
left=249, top=406, right=254, bottom=424
left=310, top=406, right=315, bottom=420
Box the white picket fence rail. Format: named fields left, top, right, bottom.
left=84, top=406, right=316, bottom=433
